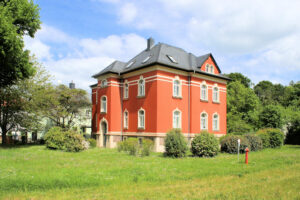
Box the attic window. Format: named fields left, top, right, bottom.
left=166, top=55, right=177, bottom=63
left=125, top=61, right=134, bottom=68
left=142, top=55, right=152, bottom=63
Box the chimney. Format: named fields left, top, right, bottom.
left=147, top=37, right=154, bottom=51
left=69, top=81, right=75, bottom=89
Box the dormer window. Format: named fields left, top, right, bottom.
left=205, top=64, right=209, bottom=72
left=101, top=79, right=107, bottom=88
left=142, top=55, right=152, bottom=63
left=125, top=61, right=134, bottom=68
left=167, top=55, right=178, bottom=63
left=210, top=65, right=214, bottom=73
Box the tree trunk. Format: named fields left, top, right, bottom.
left=1, top=127, right=7, bottom=145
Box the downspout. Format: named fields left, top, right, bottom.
left=188, top=75, right=191, bottom=146
left=120, top=78, right=124, bottom=141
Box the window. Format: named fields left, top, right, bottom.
left=125, top=61, right=134, bottom=68
left=124, top=110, right=129, bottom=129
left=101, top=96, right=107, bottom=113
left=138, top=109, right=145, bottom=129
left=142, top=55, right=152, bottom=63
left=201, top=83, right=208, bottom=101
left=173, top=77, right=181, bottom=97
left=213, top=86, right=219, bottom=102
left=213, top=113, right=219, bottom=131
left=173, top=110, right=181, bottom=129
left=210, top=65, right=214, bottom=73
left=138, top=76, right=145, bottom=96
left=205, top=64, right=209, bottom=72
left=101, top=79, right=107, bottom=87
left=201, top=112, right=208, bottom=130
left=167, top=55, right=178, bottom=63
left=124, top=82, right=129, bottom=99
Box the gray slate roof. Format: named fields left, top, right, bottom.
left=92, top=42, right=229, bottom=80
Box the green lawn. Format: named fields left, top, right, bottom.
left=0, top=145, right=299, bottom=200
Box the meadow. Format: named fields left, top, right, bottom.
left=0, top=145, right=299, bottom=199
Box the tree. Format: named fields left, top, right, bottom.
left=259, top=105, right=283, bottom=129
left=226, top=72, right=252, bottom=88
left=0, top=61, right=52, bottom=144
left=43, top=85, right=91, bottom=129
left=227, top=81, right=260, bottom=133
left=0, top=0, right=41, bottom=88
left=254, top=81, right=275, bottom=105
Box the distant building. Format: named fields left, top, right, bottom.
left=91, top=38, right=229, bottom=152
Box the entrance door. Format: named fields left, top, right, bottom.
left=101, top=121, right=107, bottom=147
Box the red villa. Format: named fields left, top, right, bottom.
left=91, top=38, right=230, bottom=152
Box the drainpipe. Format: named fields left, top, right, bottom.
left=188, top=75, right=191, bottom=146
left=120, top=78, right=124, bottom=141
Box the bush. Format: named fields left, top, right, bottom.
left=220, top=135, right=250, bottom=154
left=88, top=138, right=96, bottom=148
left=141, top=139, right=154, bottom=157
left=164, top=129, right=188, bottom=158
left=117, top=137, right=153, bottom=156
left=244, top=134, right=263, bottom=151
left=44, top=127, right=85, bottom=152
left=285, top=115, right=300, bottom=145
left=256, top=128, right=284, bottom=148
left=191, top=131, right=219, bottom=157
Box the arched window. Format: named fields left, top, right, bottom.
left=101, top=96, right=107, bottom=113
left=138, top=76, right=145, bottom=96
left=124, top=82, right=129, bottom=99
left=173, top=110, right=181, bottom=128
left=101, top=79, right=107, bottom=88
left=210, top=65, right=214, bottom=73
left=205, top=64, right=209, bottom=72
left=173, top=77, right=181, bottom=97
left=124, top=110, right=129, bottom=129
left=213, top=86, right=219, bottom=102
left=213, top=113, right=219, bottom=131
left=201, top=83, right=208, bottom=101
left=138, top=109, right=145, bottom=129
left=201, top=112, right=208, bottom=130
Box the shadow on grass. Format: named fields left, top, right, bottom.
left=0, top=144, right=45, bottom=149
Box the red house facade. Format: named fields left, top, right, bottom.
left=91, top=38, right=229, bottom=152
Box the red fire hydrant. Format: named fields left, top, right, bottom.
left=245, top=148, right=249, bottom=164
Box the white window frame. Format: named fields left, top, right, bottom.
left=200, top=112, right=208, bottom=130
left=100, top=95, right=107, bottom=113
left=212, top=85, right=219, bottom=103
left=124, top=81, right=129, bottom=99
left=173, top=76, right=181, bottom=97
left=124, top=110, right=129, bottom=129
left=201, top=81, right=208, bottom=101
left=210, top=65, right=214, bottom=73
left=212, top=113, right=219, bottom=131
left=172, top=109, right=182, bottom=129
left=138, top=108, right=145, bottom=129
left=138, top=76, right=145, bottom=97
left=101, top=79, right=108, bottom=88
left=205, top=64, right=209, bottom=72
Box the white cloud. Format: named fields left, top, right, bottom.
left=118, top=3, right=137, bottom=24
left=24, top=25, right=147, bottom=90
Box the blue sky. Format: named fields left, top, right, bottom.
left=25, top=0, right=300, bottom=91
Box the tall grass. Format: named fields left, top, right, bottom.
left=0, top=145, right=299, bottom=199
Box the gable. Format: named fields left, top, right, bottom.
left=200, top=55, right=221, bottom=75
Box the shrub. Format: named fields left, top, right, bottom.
left=117, top=137, right=153, bottom=156
left=44, top=127, right=65, bottom=150
left=141, top=139, right=154, bottom=157
left=88, top=138, right=97, bottom=148
left=244, top=134, right=263, bottom=151
left=256, top=128, right=284, bottom=148
left=191, top=131, right=219, bottom=157
left=164, top=129, right=188, bottom=158
left=285, top=115, right=300, bottom=145
left=220, top=135, right=250, bottom=154
left=44, top=127, right=85, bottom=152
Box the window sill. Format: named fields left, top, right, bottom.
left=212, top=101, right=220, bottom=104
left=101, top=86, right=108, bottom=88
left=200, top=99, right=209, bottom=103
left=137, top=127, right=145, bottom=130
left=100, top=112, right=107, bottom=114
left=213, top=129, right=220, bottom=132
left=124, top=127, right=128, bottom=130
left=137, top=95, right=145, bottom=99
left=123, top=97, right=129, bottom=100
left=173, top=96, right=182, bottom=99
